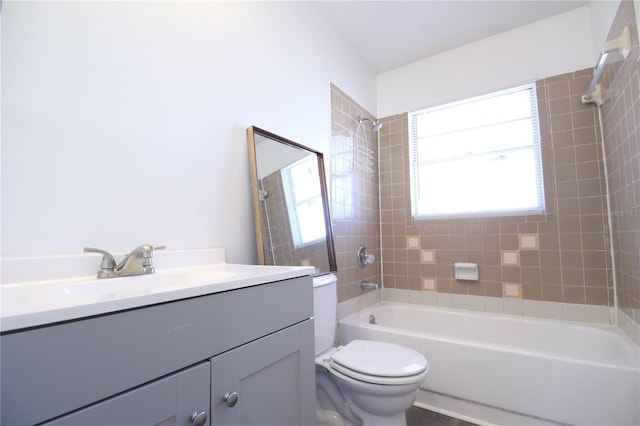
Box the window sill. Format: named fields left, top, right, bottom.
left=412, top=208, right=546, bottom=221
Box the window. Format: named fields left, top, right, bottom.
left=409, top=83, right=544, bottom=219
left=281, top=155, right=326, bottom=247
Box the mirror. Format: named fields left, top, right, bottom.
left=247, top=126, right=337, bottom=274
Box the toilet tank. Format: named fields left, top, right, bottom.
left=312, top=273, right=337, bottom=356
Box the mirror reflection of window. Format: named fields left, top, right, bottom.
left=281, top=155, right=327, bottom=248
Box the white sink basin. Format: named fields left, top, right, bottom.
left=59, top=269, right=238, bottom=296
left=1, top=260, right=313, bottom=332
left=3, top=268, right=235, bottom=307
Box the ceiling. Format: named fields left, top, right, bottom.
left=313, top=1, right=589, bottom=74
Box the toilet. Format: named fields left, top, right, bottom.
left=313, top=274, right=429, bottom=426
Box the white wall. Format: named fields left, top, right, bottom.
left=377, top=6, right=596, bottom=117
left=588, top=1, right=623, bottom=55
left=1, top=1, right=376, bottom=262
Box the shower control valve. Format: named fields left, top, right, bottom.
left=357, top=245, right=375, bottom=268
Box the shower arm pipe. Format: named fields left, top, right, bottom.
left=582, top=26, right=632, bottom=106
left=358, top=116, right=383, bottom=133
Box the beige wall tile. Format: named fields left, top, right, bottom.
left=330, top=84, right=381, bottom=303
left=334, top=30, right=640, bottom=312
left=371, top=66, right=619, bottom=306
left=542, top=284, right=564, bottom=302
left=522, top=284, right=543, bottom=300
left=502, top=267, right=521, bottom=282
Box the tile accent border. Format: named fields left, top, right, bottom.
left=383, top=288, right=613, bottom=324
left=337, top=290, right=382, bottom=321
left=619, top=308, right=640, bottom=345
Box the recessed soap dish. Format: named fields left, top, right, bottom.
left=454, top=262, right=479, bottom=281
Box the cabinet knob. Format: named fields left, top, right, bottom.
left=223, top=391, right=239, bottom=407
left=191, top=411, right=207, bottom=426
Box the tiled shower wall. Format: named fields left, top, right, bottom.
left=378, top=69, right=615, bottom=308
left=330, top=3, right=639, bottom=340
left=330, top=84, right=381, bottom=303
left=598, top=0, right=640, bottom=337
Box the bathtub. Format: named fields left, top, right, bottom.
left=338, top=302, right=640, bottom=426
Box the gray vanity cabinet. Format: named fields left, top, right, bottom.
left=1, top=276, right=315, bottom=426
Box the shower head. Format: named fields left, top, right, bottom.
left=358, top=116, right=383, bottom=133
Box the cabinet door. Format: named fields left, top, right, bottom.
left=210, top=320, right=315, bottom=426
left=43, top=362, right=210, bottom=426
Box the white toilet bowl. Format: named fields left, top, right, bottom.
left=315, top=340, right=429, bottom=426
left=313, top=275, right=429, bottom=426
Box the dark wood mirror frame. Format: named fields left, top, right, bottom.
left=247, top=126, right=337, bottom=274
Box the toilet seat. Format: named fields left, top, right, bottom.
left=329, top=340, right=428, bottom=385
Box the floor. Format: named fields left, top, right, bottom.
left=406, top=406, right=478, bottom=426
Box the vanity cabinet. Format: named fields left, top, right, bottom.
left=1, top=276, right=315, bottom=426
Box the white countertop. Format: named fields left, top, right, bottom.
left=1, top=249, right=314, bottom=332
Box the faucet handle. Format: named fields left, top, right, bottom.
left=142, top=245, right=165, bottom=258
left=84, top=247, right=117, bottom=278
left=141, top=245, right=165, bottom=272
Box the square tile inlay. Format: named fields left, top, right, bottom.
left=422, top=278, right=436, bottom=291
left=519, top=233, right=539, bottom=250
left=501, top=250, right=520, bottom=266
left=421, top=249, right=436, bottom=264
left=407, top=236, right=421, bottom=249
left=503, top=282, right=522, bottom=298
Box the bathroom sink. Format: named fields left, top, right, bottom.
left=1, top=260, right=314, bottom=332
left=5, top=267, right=234, bottom=300
left=59, top=268, right=237, bottom=296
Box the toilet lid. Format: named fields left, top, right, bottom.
left=330, top=340, right=427, bottom=378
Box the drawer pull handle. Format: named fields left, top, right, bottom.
left=191, top=411, right=207, bottom=426
left=224, top=391, right=239, bottom=407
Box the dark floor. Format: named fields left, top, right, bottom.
left=406, top=406, right=478, bottom=426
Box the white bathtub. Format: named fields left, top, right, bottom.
left=338, top=302, right=640, bottom=426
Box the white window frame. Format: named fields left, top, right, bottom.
left=408, top=83, right=545, bottom=219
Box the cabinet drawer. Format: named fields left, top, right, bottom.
left=43, top=362, right=210, bottom=426
left=1, top=276, right=312, bottom=425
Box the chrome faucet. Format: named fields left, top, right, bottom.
left=84, top=245, right=165, bottom=279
